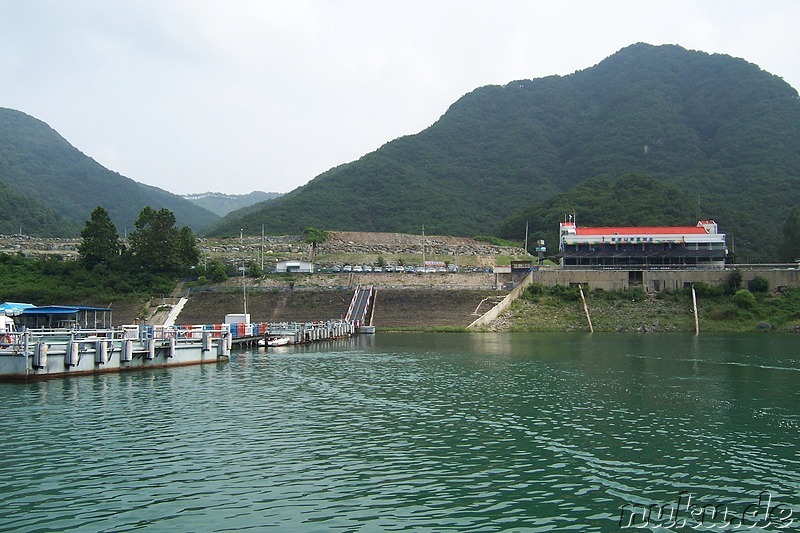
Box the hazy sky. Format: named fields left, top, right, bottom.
left=2, top=1, right=798, bottom=196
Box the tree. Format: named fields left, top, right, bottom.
left=210, top=263, right=228, bottom=283
left=748, top=276, right=770, bottom=293
left=303, top=227, right=328, bottom=260
left=247, top=261, right=262, bottom=277
left=176, top=226, right=201, bottom=268
left=780, top=207, right=800, bottom=262
left=77, top=206, right=120, bottom=268
left=128, top=207, right=200, bottom=273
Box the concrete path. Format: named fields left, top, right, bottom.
left=163, top=297, right=189, bottom=327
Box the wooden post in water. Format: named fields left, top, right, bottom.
left=691, top=285, right=700, bottom=336
left=578, top=284, right=594, bottom=333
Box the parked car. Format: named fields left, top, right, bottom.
left=373, top=266, right=383, bottom=273
left=332, top=266, right=341, bottom=273
left=364, top=265, right=372, bottom=273
left=343, top=265, right=352, bottom=272
left=353, top=265, right=363, bottom=272
left=396, top=265, right=405, bottom=273
left=405, top=265, right=416, bottom=274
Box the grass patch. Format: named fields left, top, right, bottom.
left=500, top=286, right=800, bottom=333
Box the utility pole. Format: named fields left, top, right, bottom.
left=524, top=220, right=529, bottom=254
left=422, top=224, right=426, bottom=267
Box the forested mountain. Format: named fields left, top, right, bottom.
left=182, top=191, right=282, bottom=217
left=498, top=174, right=697, bottom=252
left=0, top=108, right=218, bottom=235
left=208, top=43, right=800, bottom=261
left=0, top=180, right=81, bottom=236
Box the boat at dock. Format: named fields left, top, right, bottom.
left=260, top=336, right=292, bottom=347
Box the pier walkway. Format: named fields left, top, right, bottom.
left=345, top=285, right=376, bottom=331
left=167, top=285, right=377, bottom=349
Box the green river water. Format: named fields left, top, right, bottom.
left=1, top=333, right=798, bottom=531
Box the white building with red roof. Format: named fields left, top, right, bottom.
left=559, top=219, right=727, bottom=269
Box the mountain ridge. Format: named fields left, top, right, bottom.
left=181, top=191, right=282, bottom=217
left=206, top=43, right=800, bottom=261
left=0, top=108, right=219, bottom=235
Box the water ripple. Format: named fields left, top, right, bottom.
left=1, top=333, right=798, bottom=531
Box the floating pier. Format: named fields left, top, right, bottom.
left=0, top=324, right=233, bottom=381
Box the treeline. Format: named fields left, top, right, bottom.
left=0, top=206, right=202, bottom=305
left=0, top=253, right=176, bottom=304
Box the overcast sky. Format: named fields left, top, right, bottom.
left=2, top=1, right=798, bottom=196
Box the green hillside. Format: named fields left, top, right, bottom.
left=207, top=43, right=800, bottom=261
left=0, top=108, right=219, bottom=234
left=0, top=180, right=80, bottom=237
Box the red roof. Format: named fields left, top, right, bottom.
left=575, top=226, right=708, bottom=236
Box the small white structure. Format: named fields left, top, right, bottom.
left=224, top=313, right=250, bottom=325
left=276, top=261, right=314, bottom=273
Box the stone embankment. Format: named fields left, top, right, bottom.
left=0, top=234, right=79, bottom=259
left=321, top=231, right=525, bottom=260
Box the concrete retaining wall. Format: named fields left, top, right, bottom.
left=468, top=272, right=534, bottom=329
left=529, top=268, right=800, bottom=292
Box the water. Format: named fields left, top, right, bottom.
left=1, top=333, right=798, bottom=531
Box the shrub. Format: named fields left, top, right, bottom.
left=748, top=276, right=770, bottom=293
left=626, top=287, right=646, bottom=300
left=726, top=270, right=743, bottom=294
left=210, top=264, right=228, bottom=283
left=549, top=284, right=581, bottom=301
left=522, top=283, right=546, bottom=301
left=692, top=282, right=724, bottom=298
left=733, top=289, right=756, bottom=309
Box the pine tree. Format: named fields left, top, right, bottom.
left=77, top=206, right=120, bottom=268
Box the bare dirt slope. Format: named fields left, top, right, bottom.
left=373, top=290, right=503, bottom=328
left=176, top=288, right=504, bottom=329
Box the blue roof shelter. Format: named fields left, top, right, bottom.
left=0, top=302, right=37, bottom=316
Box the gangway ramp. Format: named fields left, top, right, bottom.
left=345, top=285, right=376, bottom=331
